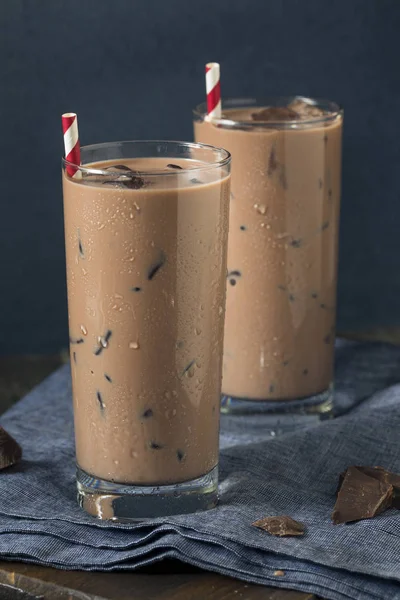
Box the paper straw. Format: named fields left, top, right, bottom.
left=205, top=62, right=221, bottom=119
left=62, top=113, right=81, bottom=178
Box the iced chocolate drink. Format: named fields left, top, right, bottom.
left=194, top=97, right=343, bottom=415
left=62, top=141, right=230, bottom=519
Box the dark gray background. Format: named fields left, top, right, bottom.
left=0, top=0, right=398, bottom=353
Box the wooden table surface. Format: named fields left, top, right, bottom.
left=0, top=334, right=393, bottom=599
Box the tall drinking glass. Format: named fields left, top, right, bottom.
left=62, top=141, right=231, bottom=520
left=194, top=97, right=343, bottom=421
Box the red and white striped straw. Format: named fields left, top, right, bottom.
left=62, top=113, right=81, bottom=178
left=205, top=62, right=221, bottom=119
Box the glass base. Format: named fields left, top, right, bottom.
left=221, top=384, right=333, bottom=423
left=76, top=465, right=218, bottom=521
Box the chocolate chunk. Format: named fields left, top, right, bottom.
left=78, top=232, right=84, bottom=258
left=181, top=359, right=195, bottom=377
left=228, top=270, right=241, bottom=278
left=102, top=165, right=146, bottom=189
left=104, top=374, right=112, bottom=383
left=278, top=285, right=286, bottom=292
left=289, top=294, right=295, bottom=303
left=320, top=303, right=327, bottom=309
left=318, top=178, right=323, bottom=189
left=177, top=449, right=185, bottom=462
left=105, top=164, right=133, bottom=172
left=324, top=134, right=328, bottom=144
left=229, top=278, right=237, bottom=286
left=328, top=188, right=333, bottom=199
left=70, top=337, right=84, bottom=345
left=288, top=100, right=326, bottom=118
left=283, top=360, right=290, bottom=367
left=321, top=221, right=330, bottom=231
left=190, top=178, right=202, bottom=184
left=269, top=384, right=275, bottom=393
left=142, top=408, right=153, bottom=418
left=332, top=466, right=393, bottom=524
left=149, top=441, right=163, bottom=450
left=252, top=107, right=299, bottom=122
left=311, top=292, right=318, bottom=299
left=73, top=351, right=77, bottom=364
left=303, top=369, right=308, bottom=375
left=268, top=147, right=278, bottom=175
left=0, top=427, right=22, bottom=470
left=252, top=515, right=305, bottom=537
left=131, top=286, right=142, bottom=292
left=290, top=239, right=302, bottom=248
left=121, top=175, right=146, bottom=189
left=148, top=251, right=166, bottom=281
left=94, top=330, right=112, bottom=356
left=240, top=225, right=247, bottom=231
left=166, top=163, right=183, bottom=170
left=337, top=466, right=400, bottom=509
left=96, top=391, right=105, bottom=411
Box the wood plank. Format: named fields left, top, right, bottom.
left=0, top=562, right=316, bottom=600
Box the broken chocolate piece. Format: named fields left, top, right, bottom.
left=332, top=466, right=393, bottom=524
left=102, top=164, right=146, bottom=189
left=104, top=374, right=112, bottom=383
left=70, top=337, right=84, bottom=345
left=228, top=270, right=241, bottom=278
left=149, top=441, right=163, bottom=450
left=142, top=408, right=153, bottom=418
left=290, top=238, right=302, bottom=248
left=78, top=232, right=84, bottom=258
left=181, top=359, right=195, bottom=377
left=288, top=99, right=326, bottom=118
left=337, top=466, right=400, bottom=509
left=252, top=107, right=299, bottom=122
left=94, top=329, right=112, bottom=356
left=121, top=175, right=145, bottom=189
left=105, top=164, right=133, bottom=172
left=148, top=251, right=166, bottom=281
left=166, top=163, right=183, bottom=170
left=177, top=449, right=185, bottom=462
left=131, top=286, right=142, bottom=292
left=240, top=225, right=247, bottom=231
left=0, top=426, right=22, bottom=470
left=96, top=391, right=105, bottom=411
left=190, top=178, right=202, bottom=184
left=252, top=515, right=305, bottom=537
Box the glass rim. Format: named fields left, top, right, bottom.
left=193, top=96, right=343, bottom=129
left=62, top=139, right=231, bottom=177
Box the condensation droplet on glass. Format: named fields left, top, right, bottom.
left=129, top=341, right=140, bottom=349
left=80, top=325, right=88, bottom=336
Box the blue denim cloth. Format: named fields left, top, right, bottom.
left=1, top=339, right=400, bottom=600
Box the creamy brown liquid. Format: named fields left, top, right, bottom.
left=63, top=158, right=230, bottom=484
left=194, top=102, right=342, bottom=400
